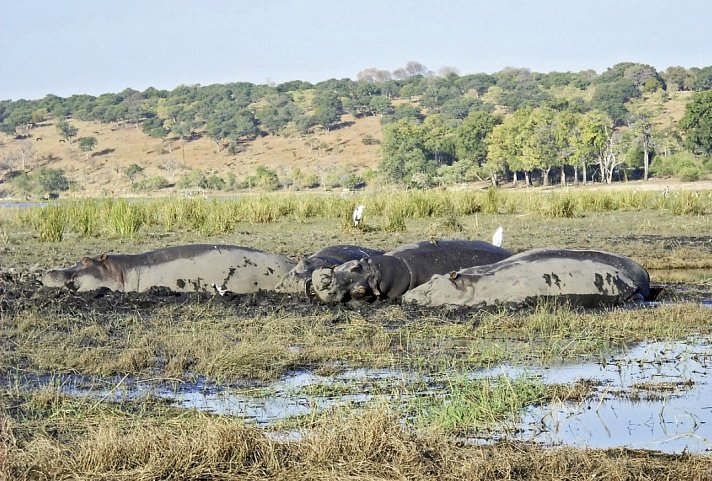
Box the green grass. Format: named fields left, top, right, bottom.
left=4, top=189, right=711, bottom=243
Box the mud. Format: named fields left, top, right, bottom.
left=2, top=266, right=710, bottom=325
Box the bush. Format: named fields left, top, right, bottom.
left=35, top=168, right=70, bottom=192
left=650, top=152, right=709, bottom=179
left=361, top=134, right=380, bottom=145
left=176, top=170, right=207, bottom=189
left=341, top=173, right=365, bottom=190
left=131, top=176, right=171, bottom=192
left=205, top=175, right=226, bottom=190
left=678, top=166, right=701, bottom=182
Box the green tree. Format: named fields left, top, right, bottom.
left=626, top=98, right=659, bottom=180
left=56, top=119, right=79, bottom=144
left=590, top=80, right=640, bottom=124
left=78, top=136, right=98, bottom=159
left=36, top=168, right=70, bottom=192
left=578, top=110, right=618, bottom=183
left=312, top=91, right=343, bottom=131
left=124, top=163, right=145, bottom=182
left=379, top=119, right=433, bottom=185
left=552, top=111, right=581, bottom=185
left=453, top=110, right=499, bottom=175
left=522, top=107, right=557, bottom=186
left=679, top=90, right=712, bottom=155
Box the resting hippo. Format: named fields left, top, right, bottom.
left=42, top=244, right=296, bottom=293
left=275, top=245, right=384, bottom=294
left=311, top=240, right=512, bottom=303
left=402, top=248, right=651, bottom=308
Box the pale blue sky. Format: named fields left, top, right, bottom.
left=2, top=0, right=711, bottom=101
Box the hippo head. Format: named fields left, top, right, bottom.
left=42, top=254, right=122, bottom=291
left=310, top=259, right=379, bottom=303
left=275, top=257, right=330, bottom=293
left=402, top=271, right=476, bottom=307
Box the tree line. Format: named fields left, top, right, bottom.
left=2, top=61, right=712, bottom=187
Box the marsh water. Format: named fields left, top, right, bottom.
left=12, top=333, right=712, bottom=454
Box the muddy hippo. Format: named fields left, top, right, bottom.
left=311, top=240, right=512, bottom=303
left=402, top=248, right=651, bottom=309
left=42, top=244, right=296, bottom=293
left=275, top=245, right=384, bottom=294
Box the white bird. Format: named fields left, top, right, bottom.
left=212, top=283, right=228, bottom=296
left=492, top=226, right=504, bottom=247
left=663, top=185, right=670, bottom=198
left=352, top=204, right=365, bottom=226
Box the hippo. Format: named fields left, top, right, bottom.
left=42, top=244, right=296, bottom=294
left=275, top=244, right=384, bottom=294
left=402, top=248, right=651, bottom=309
left=311, top=240, right=512, bottom=303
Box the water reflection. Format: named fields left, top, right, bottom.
left=6, top=337, right=711, bottom=453
left=511, top=338, right=712, bottom=453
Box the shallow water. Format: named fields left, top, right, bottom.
left=512, top=338, right=712, bottom=453
left=7, top=337, right=712, bottom=453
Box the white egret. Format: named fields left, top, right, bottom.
left=492, top=226, right=504, bottom=247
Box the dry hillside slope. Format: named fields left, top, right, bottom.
left=0, top=114, right=383, bottom=196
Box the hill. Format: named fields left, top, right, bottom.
left=0, top=112, right=383, bottom=197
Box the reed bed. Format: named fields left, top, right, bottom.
left=4, top=189, right=710, bottom=242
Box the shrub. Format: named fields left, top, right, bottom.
left=678, top=166, right=701, bottom=182
left=35, top=168, right=70, bottom=192
left=341, top=173, right=365, bottom=190
left=205, top=175, right=226, bottom=190
left=361, top=134, right=380, bottom=145
left=131, top=176, right=171, bottom=192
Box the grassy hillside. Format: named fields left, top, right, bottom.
left=0, top=113, right=383, bottom=197
left=0, top=91, right=695, bottom=198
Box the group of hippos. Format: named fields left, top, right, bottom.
left=41, top=231, right=654, bottom=309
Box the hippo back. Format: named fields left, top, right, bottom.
left=404, top=248, right=651, bottom=308
left=43, top=244, right=296, bottom=293
left=386, top=240, right=512, bottom=289
left=311, top=239, right=512, bottom=303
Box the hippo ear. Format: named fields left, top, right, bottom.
left=99, top=253, right=109, bottom=263
left=81, top=257, right=93, bottom=267
left=449, top=271, right=459, bottom=281
left=348, top=263, right=361, bottom=272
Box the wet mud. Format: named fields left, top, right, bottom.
left=2, top=266, right=711, bottom=324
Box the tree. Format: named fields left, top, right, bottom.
left=36, top=168, right=70, bottom=192
left=421, top=114, right=455, bottom=165
left=454, top=111, right=499, bottom=170
left=679, top=90, right=712, bottom=155
left=312, top=92, right=343, bottom=131
left=590, top=80, right=640, bottom=124
left=626, top=98, right=658, bottom=180
left=486, top=109, right=531, bottom=186
left=692, top=66, right=712, bottom=91
left=662, top=66, right=694, bottom=91
left=17, top=141, right=35, bottom=171
left=552, top=111, right=580, bottom=186
left=578, top=110, right=618, bottom=183
left=379, top=119, right=433, bottom=184
left=56, top=119, right=79, bottom=144
left=78, top=136, right=98, bottom=159
left=522, top=107, right=557, bottom=186
left=124, top=163, right=145, bottom=182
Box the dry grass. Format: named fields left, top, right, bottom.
left=2, top=405, right=710, bottom=481
left=0, top=114, right=382, bottom=197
